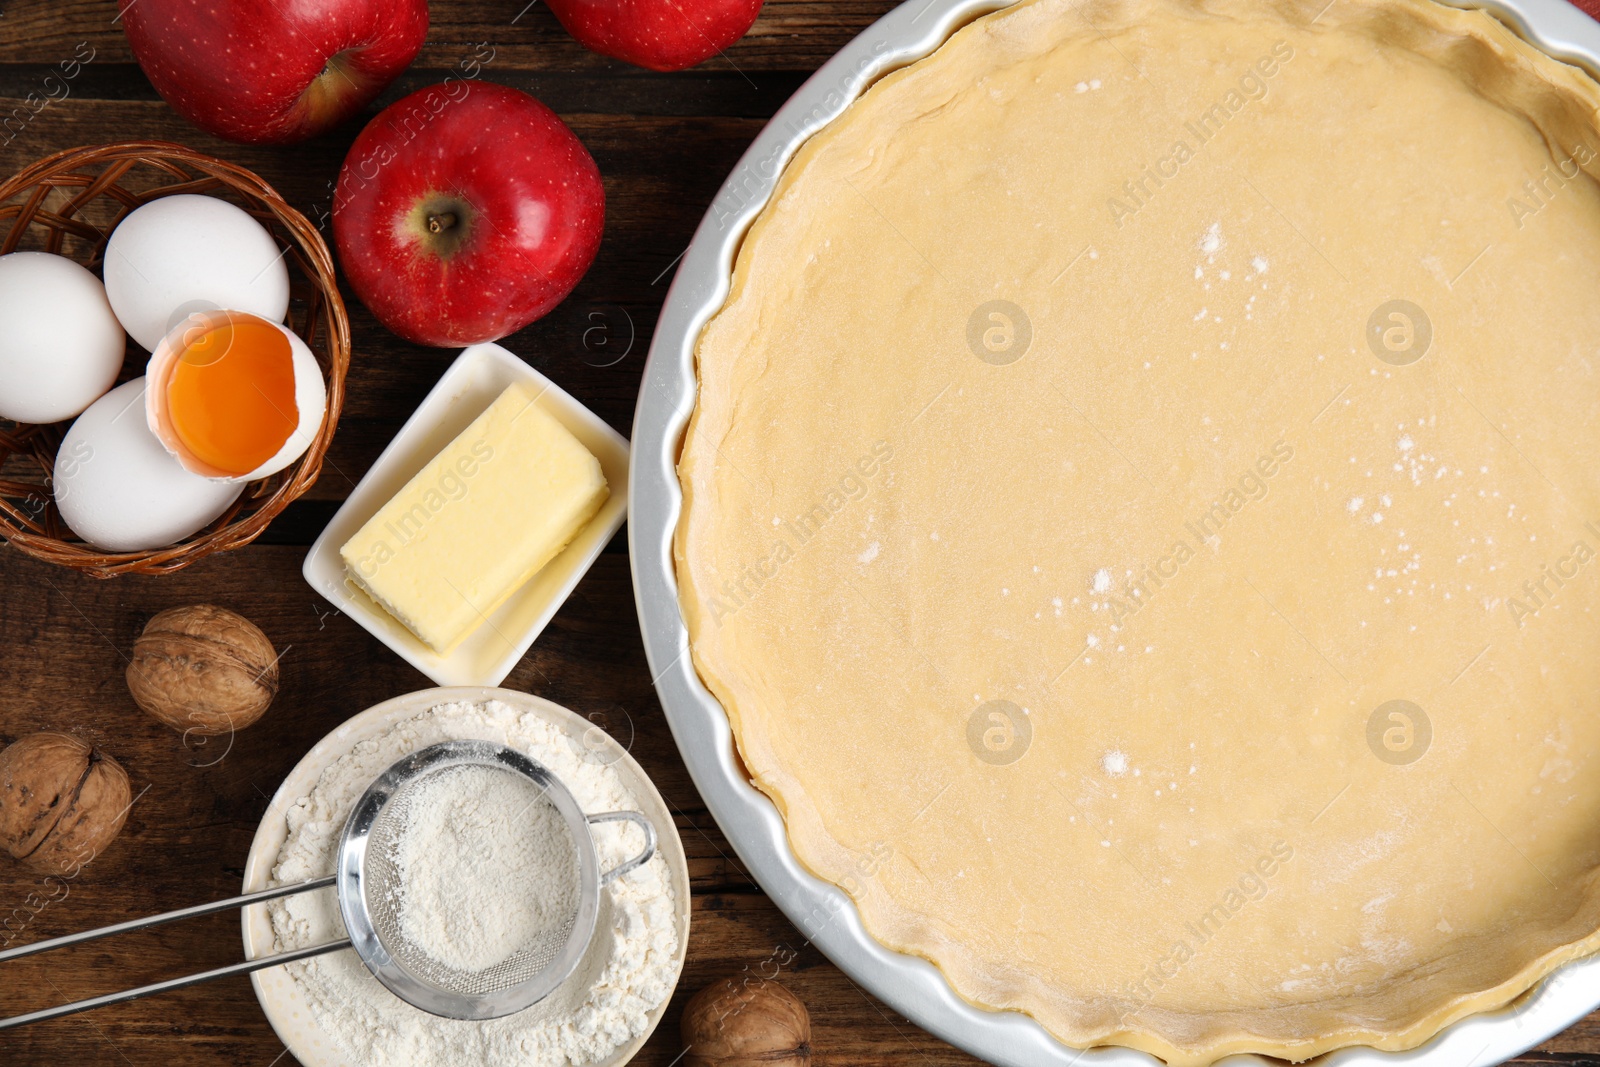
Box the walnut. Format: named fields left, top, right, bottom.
left=0, top=732, right=131, bottom=876
left=126, top=604, right=278, bottom=737
left=682, top=976, right=812, bottom=1067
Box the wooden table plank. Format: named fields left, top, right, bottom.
left=0, top=0, right=901, bottom=69
left=3, top=2, right=1600, bottom=1064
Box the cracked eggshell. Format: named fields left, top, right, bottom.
left=144, top=310, right=326, bottom=482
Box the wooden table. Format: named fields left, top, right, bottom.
left=2, top=2, right=1600, bottom=1065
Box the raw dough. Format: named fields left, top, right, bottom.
left=675, top=0, right=1600, bottom=1062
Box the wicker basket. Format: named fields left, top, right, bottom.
left=0, top=141, right=350, bottom=578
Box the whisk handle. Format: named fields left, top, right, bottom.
left=0, top=875, right=338, bottom=964
left=0, top=937, right=350, bottom=1031
left=588, top=811, right=658, bottom=885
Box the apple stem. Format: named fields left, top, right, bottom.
left=427, top=212, right=458, bottom=234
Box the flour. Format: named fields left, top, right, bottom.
left=268, top=699, right=680, bottom=1067
left=392, top=763, right=580, bottom=974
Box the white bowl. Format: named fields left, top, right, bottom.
left=240, top=685, right=690, bottom=1067
left=304, top=343, right=630, bottom=686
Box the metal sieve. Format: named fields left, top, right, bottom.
left=340, top=740, right=655, bottom=1018
left=0, top=740, right=656, bottom=1029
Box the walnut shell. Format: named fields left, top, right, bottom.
left=682, top=976, right=812, bottom=1067
left=0, top=732, right=131, bottom=875
left=127, top=604, right=278, bottom=737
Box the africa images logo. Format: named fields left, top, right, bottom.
left=347, top=439, right=495, bottom=580
left=706, top=441, right=895, bottom=625
left=1107, top=41, right=1295, bottom=227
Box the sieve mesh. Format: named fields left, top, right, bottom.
left=361, top=766, right=583, bottom=998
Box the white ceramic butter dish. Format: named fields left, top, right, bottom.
left=304, top=343, right=629, bottom=686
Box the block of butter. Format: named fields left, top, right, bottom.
left=340, top=381, right=609, bottom=654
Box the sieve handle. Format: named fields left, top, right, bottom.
left=587, top=811, right=657, bottom=885
left=0, top=937, right=350, bottom=1031
left=0, top=875, right=346, bottom=1031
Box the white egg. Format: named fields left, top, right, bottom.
left=103, top=194, right=291, bottom=352
left=0, top=252, right=125, bottom=424
left=54, top=378, right=244, bottom=552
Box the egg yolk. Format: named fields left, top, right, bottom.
left=167, top=318, right=298, bottom=478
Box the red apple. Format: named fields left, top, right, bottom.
left=545, top=0, right=763, bottom=72
left=118, top=0, right=428, bottom=145
left=332, top=81, right=605, bottom=347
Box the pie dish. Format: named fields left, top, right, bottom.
left=670, top=0, right=1600, bottom=1063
